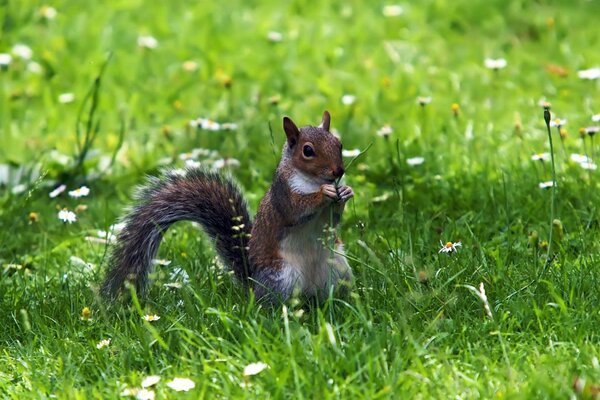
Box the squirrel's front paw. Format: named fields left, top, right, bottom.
left=321, top=184, right=339, bottom=202
left=336, top=185, right=354, bottom=203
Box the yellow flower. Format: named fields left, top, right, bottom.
left=81, top=307, right=91, bottom=320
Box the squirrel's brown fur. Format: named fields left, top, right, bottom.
left=102, top=111, right=353, bottom=303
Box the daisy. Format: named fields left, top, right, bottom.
left=439, top=241, right=461, bottom=254
left=382, top=5, right=404, bottom=17
left=151, top=259, right=171, bottom=266
left=143, top=314, right=160, bottom=322
left=96, top=338, right=110, bottom=349
left=417, top=96, right=431, bottom=106
left=166, top=378, right=195, bottom=392
left=584, top=126, right=600, bottom=136
left=549, top=118, right=567, bottom=128
left=243, top=362, right=269, bottom=376
left=213, top=158, right=240, bottom=169
left=376, top=124, right=393, bottom=137
left=12, top=44, right=33, bottom=60
left=341, top=94, right=356, bottom=105
left=267, top=31, right=283, bottom=42
left=182, top=60, right=198, bottom=71
left=484, top=58, right=507, bottom=70
left=406, top=157, right=425, bottom=166
left=135, top=389, right=155, bottom=400
left=570, top=153, right=591, bottom=164
left=577, top=67, right=600, bottom=80
left=141, top=376, right=161, bottom=388
left=27, top=61, right=42, bottom=74
left=592, top=114, right=600, bottom=123
left=0, top=53, right=12, bottom=66
left=538, top=181, right=555, bottom=189
left=137, top=35, right=158, bottom=49
left=58, top=93, right=75, bottom=104
left=220, top=122, right=238, bottom=130
left=342, top=149, right=361, bottom=158
left=40, top=6, right=57, bottom=19
left=68, top=186, right=90, bottom=198
left=531, top=153, right=550, bottom=162
left=58, top=209, right=77, bottom=223
left=185, top=159, right=202, bottom=168
left=580, top=162, right=598, bottom=170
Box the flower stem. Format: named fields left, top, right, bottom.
left=541, top=107, right=557, bottom=277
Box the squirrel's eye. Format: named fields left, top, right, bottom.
left=303, top=145, right=315, bottom=158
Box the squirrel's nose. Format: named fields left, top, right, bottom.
left=333, top=166, right=345, bottom=178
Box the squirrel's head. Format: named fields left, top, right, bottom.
left=283, top=111, right=345, bottom=183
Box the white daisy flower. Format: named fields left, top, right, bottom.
left=166, top=378, right=195, bottom=392
left=40, top=6, right=57, bottom=20
left=0, top=53, right=12, bottom=66
left=267, top=31, right=283, bottom=42
left=143, top=314, right=160, bottom=322
left=182, top=60, right=198, bottom=71
left=243, top=362, right=269, bottom=376
left=342, top=149, right=361, bottom=158
left=484, top=58, right=507, bottom=70
left=570, top=153, right=591, bottom=164
left=407, top=156, right=425, bottom=166
left=68, top=186, right=90, bottom=198
left=376, top=124, right=393, bottom=137
left=141, top=376, right=161, bottom=388
left=220, top=122, right=238, bottom=130
left=341, top=94, right=356, bottom=105
left=580, top=162, right=598, bottom=170
left=27, top=61, right=42, bottom=74
left=137, top=35, right=158, bottom=49
left=96, top=338, right=110, bottom=349
left=58, top=93, right=75, bottom=104
left=577, top=67, right=600, bottom=80
left=49, top=184, right=67, bottom=198
left=549, top=118, right=567, bottom=127
left=439, top=241, right=461, bottom=254
left=97, top=230, right=116, bottom=243
left=584, top=126, right=600, bottom=136
left=58, top=209, right=77, bottom=223
left=382, top=5, right=403, bottom=17
left=185, top=159, right=202, bottom=168
left=135, top=389, right=155, bottom=400
left=213, top=158, right=240, bottom=170
left=538, top=181, right=555, bottom=189
left=12, top=44, right=33, bottom=60
left=416, top=96, right=431, bottom=106
left=151, top=259, right=171, bottom=266
left=69, top=256, right=94, bottom=270
left=531, top=153, right=550, bottom=162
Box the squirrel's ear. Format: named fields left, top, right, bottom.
left=318, top=110, right=331, bottom=132
left=283, top=116, right=300, bottom=148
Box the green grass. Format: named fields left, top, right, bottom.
left=2, top=0, right=600, bottom=398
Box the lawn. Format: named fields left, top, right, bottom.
left=1, top=0, right=600, bottom=398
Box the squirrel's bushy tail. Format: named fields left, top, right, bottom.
left=101, top=167, right=252, bottom=300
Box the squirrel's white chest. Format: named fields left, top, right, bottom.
left=278, top=210, right=334, bottom=295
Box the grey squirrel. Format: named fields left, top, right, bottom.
left=102, top=111, right=354, bottom=303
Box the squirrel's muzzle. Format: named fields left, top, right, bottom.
left=333, top=166, right=345, bottom=178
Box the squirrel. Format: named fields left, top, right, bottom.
left=101, top=111, right=354, bottom=303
